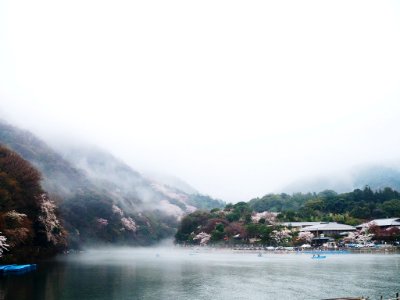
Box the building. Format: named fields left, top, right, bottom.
left=356, top=218, right=400, bottom=230
left=281, top=222, right=322, bottom=231
left=299, top=222, right=356, bottom=237
left=311, top=237, right=335, bottom=247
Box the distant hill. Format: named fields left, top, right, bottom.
left=248, top=187, right=400, bottom=224
left=0, top=120, right=224, bottom=247
left=284, top=165, right=400, bottom=194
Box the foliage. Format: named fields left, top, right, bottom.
left=175, top=210, right=211, bottom=243
left=176, top=202, right=280, bottom=245
left=250, top=187, right=400, bottom=222
left=0, top=145, right=67, bottom=262
left=271, top=228, right=292, bottom=246
left=0, top=121, right=225, bottom=248
left=187, top=194, right=225, bottom=210
left=297, top=231, right=314, bottom=244
left=193, top=232, right=211, bottom=245
left=175, top=186, right=400, bottom=246
left=0, top=232, right=8, bottom=258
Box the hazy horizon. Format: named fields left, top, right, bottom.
left=1, top=1, right=400, bottom=202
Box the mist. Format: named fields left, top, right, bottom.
left=1, top=1, right=400, bottom=202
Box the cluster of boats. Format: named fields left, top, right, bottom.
left=0, top=264, right=37, bottom=274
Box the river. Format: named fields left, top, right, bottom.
left=1, top=248, right=399, bottom=300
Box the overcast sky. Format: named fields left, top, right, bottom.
left=1, top=1, right=400, bottom=202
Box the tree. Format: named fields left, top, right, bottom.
left=298, top=231, right=314, bottom=244
left=211, top=230, right=224, bottom=241
left=0, top=146, right=66, bottom=260
left=175, top=211, right=210, bottom=242
left=380, top=199, right=400, bottom=217
left=193, top=232, right=211, bottom=246
left=0, top=233, right=8, bottom=258
left=271, top=229, right=292, bottom=246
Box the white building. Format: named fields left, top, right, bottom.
left=299, top=222, right=356, bottom=236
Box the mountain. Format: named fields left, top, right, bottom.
left=142, top=172, right=198, bottom=195
left=0, top=121, right=90, bottom=196
left=0, top=120, right=224, bottom=247
left=283, top=165, right=400, bottom=194
left=55, top=144, right=224, bottom=216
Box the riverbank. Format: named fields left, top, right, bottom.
left=178, top=244, right=400, bottom=254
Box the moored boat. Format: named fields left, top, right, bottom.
left=0, top=264, right=37, bottom=273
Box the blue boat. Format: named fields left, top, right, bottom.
left=0, top=264, right=16, bottom=271
left=0, top=264, right=37, bottom=273
left=311, top=255, right=326, bottom=259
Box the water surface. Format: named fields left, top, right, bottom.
left=1, top=248, right=399, bottom=300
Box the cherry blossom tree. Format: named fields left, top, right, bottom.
left=272, top=229, right=292, bottom=245
left=112, top=204, right=124, bottom=217
left=355, top=221, right=376, bottom=244
left=121, top=217, right=136, bottom=232
left=193, top=232, right=211, bottom=246
left=345, top=231, right=373, bottom=245
left=251, top=211, right=277, bottom=224
left=360, top=221, right=377, bottom=234
left=0, top=233, right=9, bottom=258
left=298, top=231, right=314, bottom=243
left=97, top=218, right=109, bottom=227
left=37, top=193, right=65, bottom=246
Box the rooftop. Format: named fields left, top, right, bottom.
left=356, top=218, right=400, bottom=228
left=281, top=222, right=322, bottom=227
left=299, top=222, right=356, bottom=232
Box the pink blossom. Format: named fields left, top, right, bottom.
left=272, top=229, right=292, bottom=244
left=112, top=204, right=124, bottom=217
left=97, top=218, right=109, bottom=227
left=360, top=221, right=377, bottom=234
left=298, top=231, right=314, bottom=243
left=0, top=233, right=9, bottom=258
left=37, top=193, right=64, bottom=245
left=121, top=217, right=137, bottom=232
left=193, top=232, right=211, bottom=246
left=345, top=231, right=373, bottom=244
left=251, top=211, right=278, bottom=224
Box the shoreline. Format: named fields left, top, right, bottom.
left=178, top=245, right=400, bottom=255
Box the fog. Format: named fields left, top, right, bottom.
left=1, top=1, right=400, bottom=202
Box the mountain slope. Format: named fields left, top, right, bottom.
left=0, top=146, right=67, bottom=262
left=0, top=120, right=224, bottom=247
left=0, top=121, right=89, bottom=196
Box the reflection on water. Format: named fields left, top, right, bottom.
left=1, top=248, right=399, bottom=300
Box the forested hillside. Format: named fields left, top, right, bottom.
left=176, top=188, right=400, bottom=246
left=0, top=121, right=224, bottom=248
left=0, top=146, right=67, bottom=262
left=249, top=187, right=400, bottom=224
